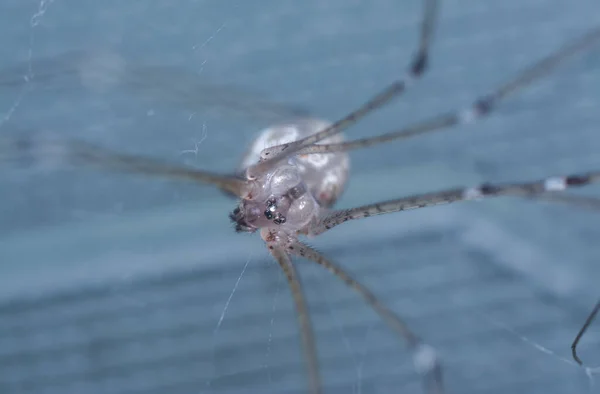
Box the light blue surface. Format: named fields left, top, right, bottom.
left=1, top=0, right=600, bottom=393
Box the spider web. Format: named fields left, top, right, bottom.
left=0, top=0, right=54, bottom=128
left=1, top=0, right=600, bottom=394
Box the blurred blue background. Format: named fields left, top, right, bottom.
left=1, top=0, right=600, bottom=393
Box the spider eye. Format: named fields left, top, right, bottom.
left=264, top=209, right=274, bottom=220
left=264, top=197, right=278, bottom=220
left=273, top=213, right=286, bottom=225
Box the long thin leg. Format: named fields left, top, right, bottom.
left=287, top=241, right=443, bottom=394
left=0, top=135, right=249, bottom=197
left=267, top=244, right=322, bottom=394
left=0, top=50, right=307, bottom=122
left=309, top=171, right=600, bottom=236
left=572, top=299, right=600, bottom=365
left=246, top=0, right=439, bottom=179
left=296, top=26, right=600, bottom=155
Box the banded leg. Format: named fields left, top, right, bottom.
left=267, top=244, right=322, bottom=394
left=0, top=135, right=249, bottom=197
left=308, top=171, right=600, bottom=236
left=572, top=299, right=600, bottom=365
left=246, top=0, right=439, bottom=179
left=287, top=241, right=443, bottom=394
left=296, top=26, right=600, bottom=155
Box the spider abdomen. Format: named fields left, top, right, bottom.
left=239, top=118, right=350, bottom=208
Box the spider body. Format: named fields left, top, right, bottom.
left=230, top=118, right=349, bottom=233
left=2, top=1, right=600, bottom=391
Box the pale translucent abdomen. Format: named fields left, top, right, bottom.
left=239, top=118, right=350, bottom=208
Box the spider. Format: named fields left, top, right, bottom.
left=2, top=1, right=600, bottom=392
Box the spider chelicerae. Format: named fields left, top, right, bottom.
left=2, top=1, right=600, bottom=392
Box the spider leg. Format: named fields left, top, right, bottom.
left=0, top=135, right=249, bottom=197
left=0, top=49, right=307, bottom=122
left=572, top=299, right=600, bottom=365
left=287, top=240, right=444, bottom=394
left=266, top=242, right=322, bottom=394
left=246, top=0, right=439, bottom=178
left=308, top=171, right=600, bottom=236
left=296, top=25, right=600, bottom=155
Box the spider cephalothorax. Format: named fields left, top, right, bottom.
left=229, top=165, right=320, bottom=234
left=228, top=194, right=293, bottom=233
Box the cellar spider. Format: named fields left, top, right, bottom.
left=2, top=0, right=600, bottom=392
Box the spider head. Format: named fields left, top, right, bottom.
left=230, top=164, right=319, bottom=233
left=229, top=195, right=294, bottom=233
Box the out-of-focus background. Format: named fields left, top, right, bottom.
left=1, top=0, right=600, bottom=393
